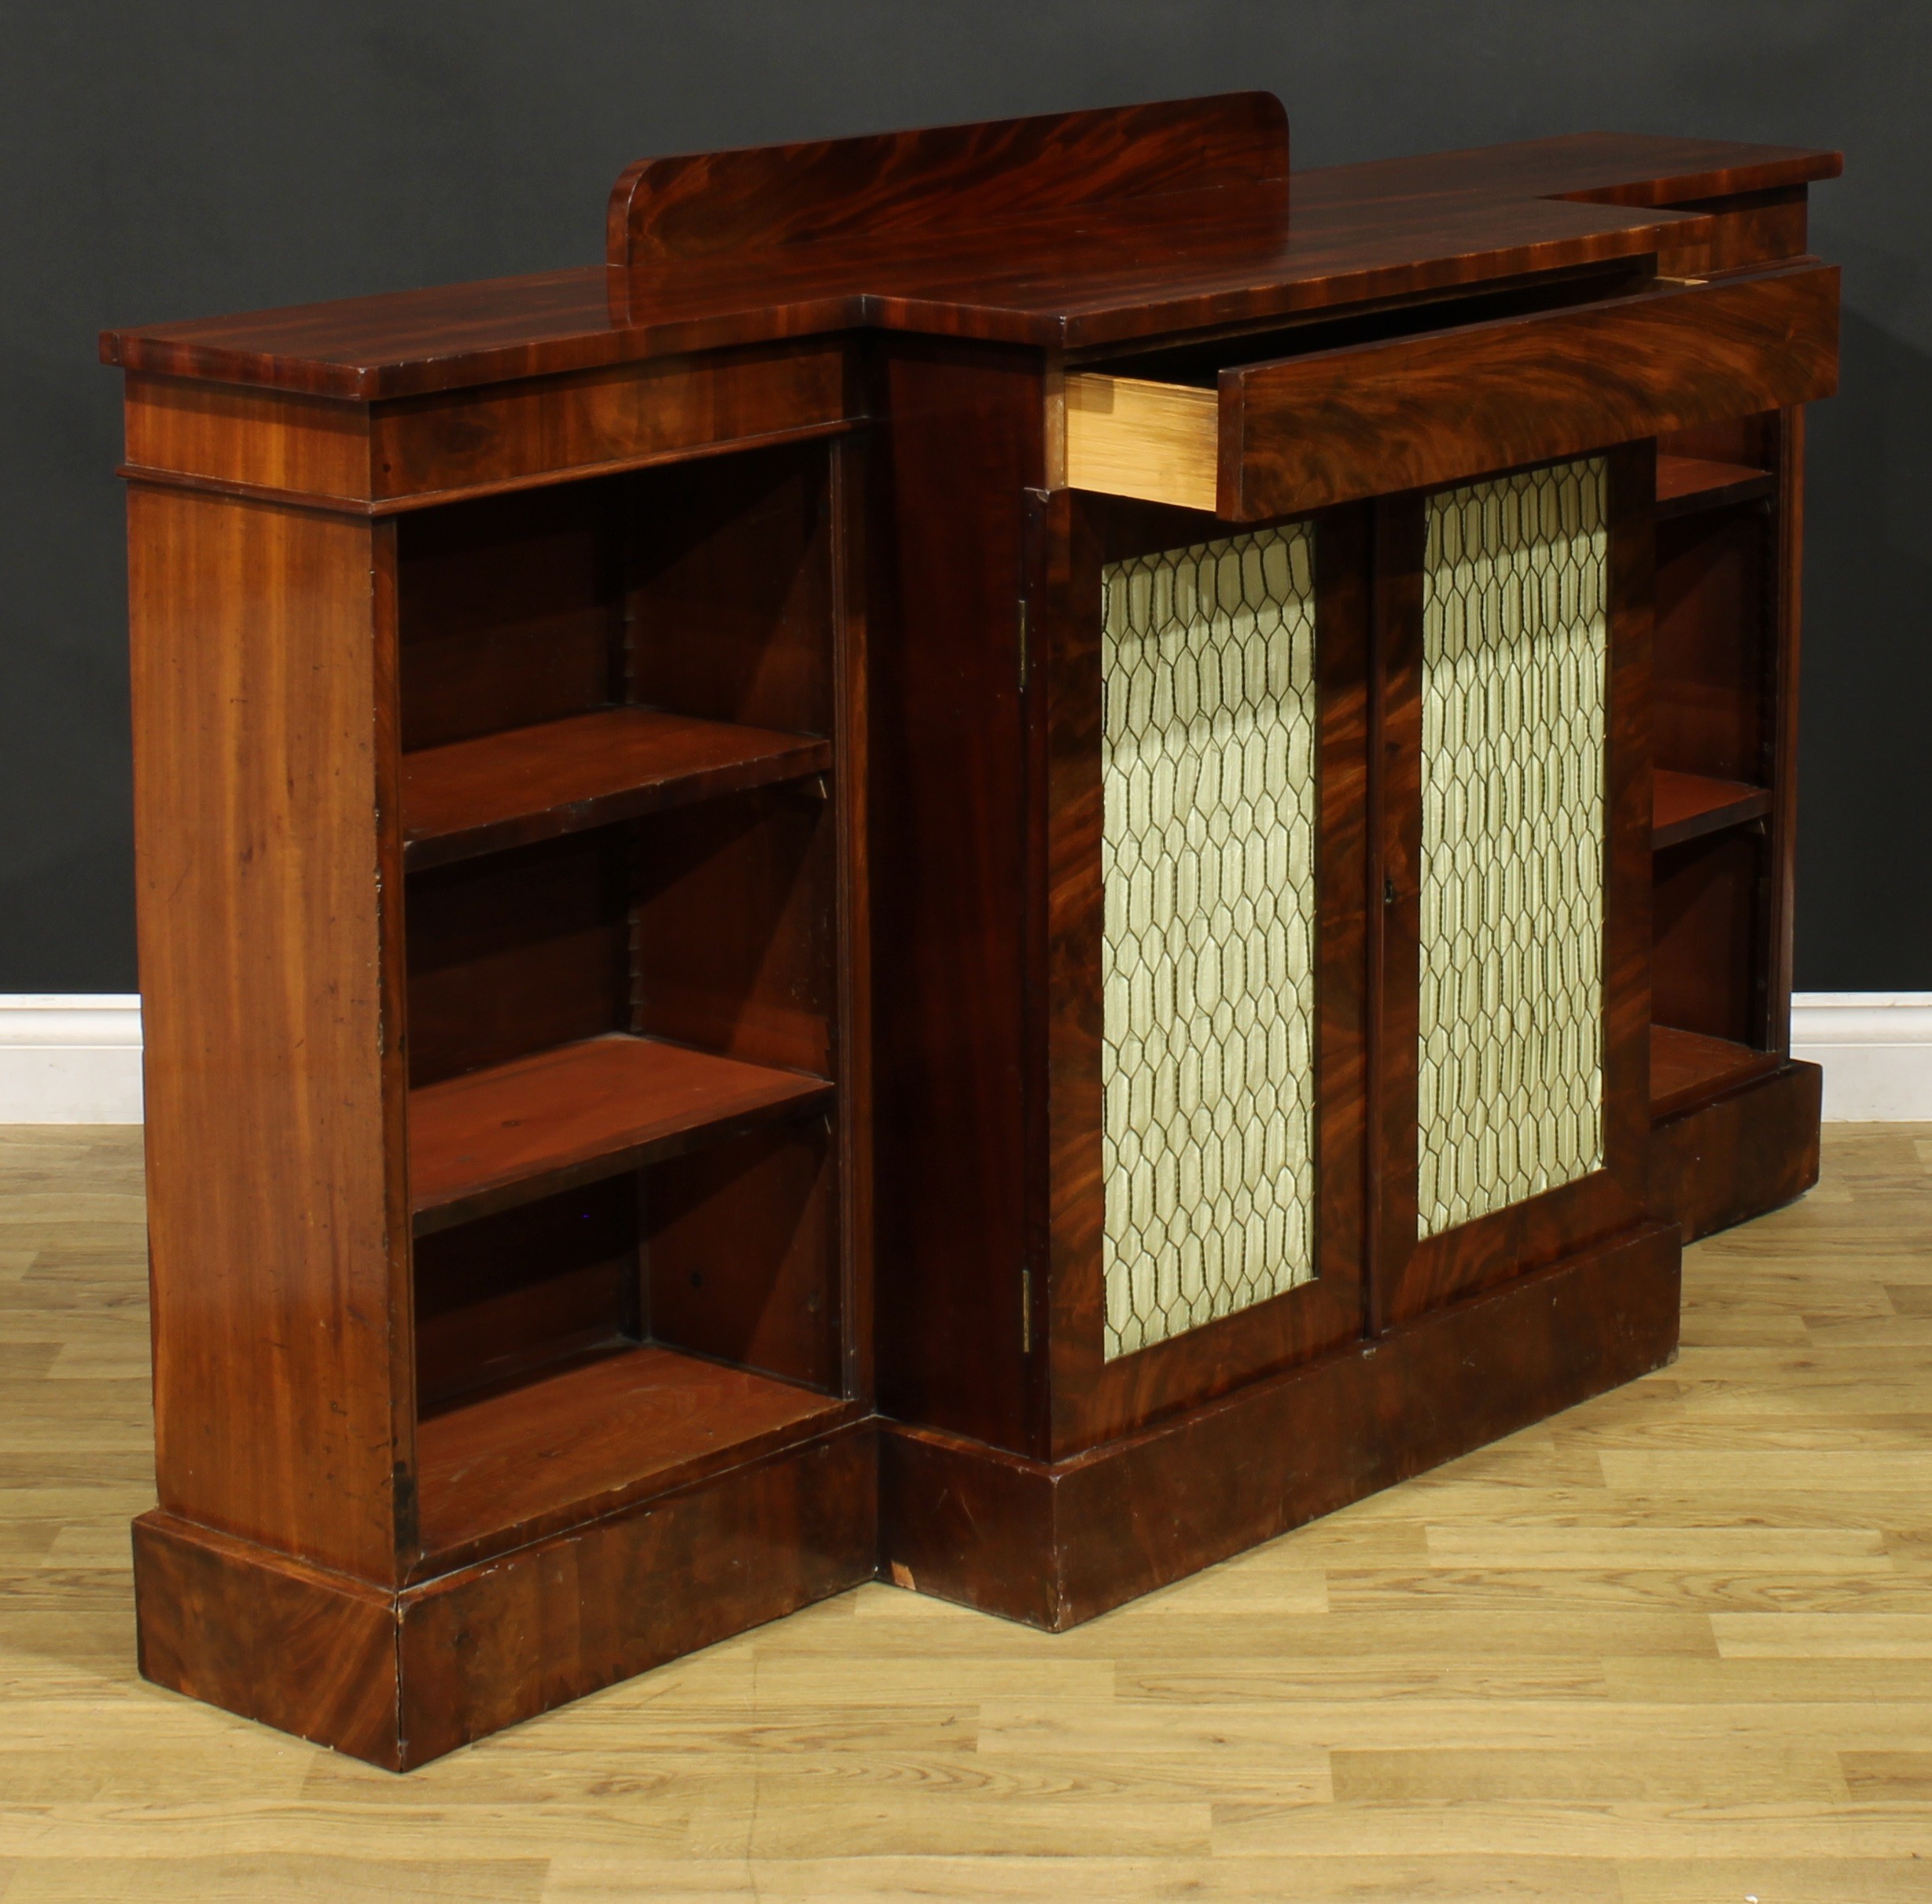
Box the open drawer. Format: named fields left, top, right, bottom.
left=1063, top=263, right=1838, bottom=519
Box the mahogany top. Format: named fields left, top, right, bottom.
left=99, top=96, right=1840, bottom=402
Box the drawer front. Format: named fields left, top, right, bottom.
left=1224, top=264, right=1837, bottom=519
left=1065, top=265, right=1838, bottom=521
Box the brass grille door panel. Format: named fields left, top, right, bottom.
left=1417, top=459, right=1609, bottom=1237
left=1098, top=526, right=1320, bottom=1360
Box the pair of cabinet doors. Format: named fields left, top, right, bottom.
left=1027, top=442, right=1651, bottom=1457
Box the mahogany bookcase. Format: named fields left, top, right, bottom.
left=101, top=94, right=1840, bottom=1766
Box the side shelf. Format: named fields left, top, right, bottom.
left=410, top=1033, right=831, bottom=1234
left=403, top=706, right=832, bottom=870
left=1647, top=416, right=1804, bottom=1235
left=1656, top=452, right=1775, bottom=517
left=1653, top=767, right=1772, bottom=851
left=1650, top=1022, right=1780, bottom=1121
left=414, top=1342, right=852, bottom=1567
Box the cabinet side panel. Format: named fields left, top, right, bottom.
left=129, top=485, right=406, bottom=1582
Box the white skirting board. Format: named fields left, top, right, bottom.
left=1791, top=993, right=1932, bottom=1121
left=0, top=992, right=1928, bottom=1125
left=0, top=996, right=144, bottom=1123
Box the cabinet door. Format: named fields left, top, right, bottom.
left=1374, top=444, right=1654, bottom=1328
left=1031, top=491, right=1370, bottom=1459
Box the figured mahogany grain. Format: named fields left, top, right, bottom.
left=401, top=706, right=830, bottom=870
left=1223, top=266, right=1837, bottom=519
left=1652, top=767, right=1773, bottom=849
left=133, top=1513, right=404, bottom=1767
left=609, top=94, right=1288, bottom=268
left=101, top=131, right=1838, bottom=400
left=413, top=1341, right=850, bottom=1564
left=409, top=1032, right=831, bottom=1233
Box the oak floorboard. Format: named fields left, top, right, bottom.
left=2, top=1123, right=1930, bottom=1898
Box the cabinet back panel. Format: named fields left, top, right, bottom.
left=407, top=831, right=630, bottom=1087
left=398, top=483, right=624, bottom=750
left=627, top=444, right=834, bottom=735
left=1654, top=506, right=1768, bottom=783
left=414, top=1177, right=639, bottom=1417
left=646, top=1121, right=837, bottom=1391
left=631, top=789, right=835, bottom=1078
left=1654, top=830, right=1763, bottom=1046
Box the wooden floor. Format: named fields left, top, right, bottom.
left=4, top=1127, right=1932, bottom=1901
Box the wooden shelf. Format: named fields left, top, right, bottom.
left=414, top=1341, right=850, bottom=1563
left=410, top=1033, right=831, bottom=1234
left=1656, top=453, right=1775, bottom=519
left=1653, top=768, right=1773, bottom=850
left=1651, top=1023, right=1781, bottom=1121
left=402, top=706, right=832, bottom=871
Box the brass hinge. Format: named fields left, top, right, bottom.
left=1017, top=598, right=1029, bottom=694
left=1021, top=1264, right=1032, bottom=1354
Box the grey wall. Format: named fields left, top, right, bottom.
left=3, top=1, right=1924, bottom=991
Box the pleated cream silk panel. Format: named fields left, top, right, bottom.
left=1099, top=527, right=1319, bottom=1361
left=1417, top=457, right=1609, bottom=1239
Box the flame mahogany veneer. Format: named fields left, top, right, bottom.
left=107, top=94, right=1838, bottom=1768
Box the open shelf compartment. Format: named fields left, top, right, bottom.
left=403, top=706, right=832, bottom=871
left=409, top=1031, right=832, bottom=1233
left=392, top=432, right=857, bottom=1577
left=1651, top=1022, right=1780, bottom=1120
left=414, top=1341, right=852, bottom=1566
